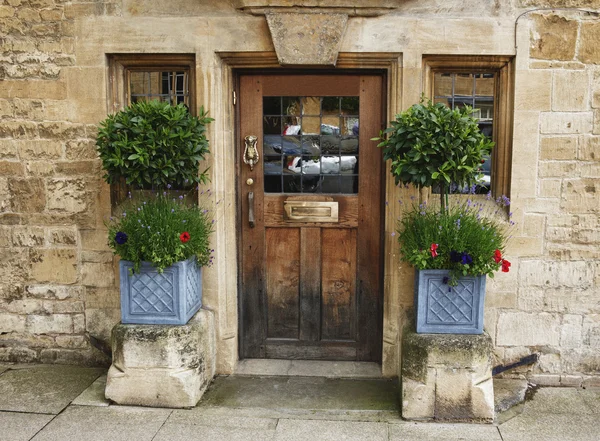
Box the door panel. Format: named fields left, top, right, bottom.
left=239, top=74, right=384, bottom=361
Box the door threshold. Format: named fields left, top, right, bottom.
left=234, top=359, right=383, bottom=379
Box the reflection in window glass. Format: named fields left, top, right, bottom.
left=433, top=72, right=495, bottom=194
left=130, top=71, right=189, bottom=106
left=262, top=96, right=359, bottom=194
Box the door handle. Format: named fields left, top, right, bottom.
left=248, top=191, right=255, bottom=228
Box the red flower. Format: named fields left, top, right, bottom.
left=493, top=249, right=502, bottom=263
left=501, top=259, right=511, bottom=272
left=430, top=243, right=438, bottom=258
left=179, top=232, right=190, bottom=243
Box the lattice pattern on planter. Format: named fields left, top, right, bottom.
left=428, top=278, right=475, bottom=324
left=131, top=272, right=176, bottom=313
left=415, top=269, right=486, bottom=334
left=120, top=257, right=203, bottom=325
left=185, top=259, right=201, bottom=311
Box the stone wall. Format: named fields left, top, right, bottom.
left=0, top=1, right=598, bottom=381
left=0, top=0, right=119, bottom=365
left=490, top=10, right=600, bottom=384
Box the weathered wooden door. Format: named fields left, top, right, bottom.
left=239, top=74, right=384, bottom=361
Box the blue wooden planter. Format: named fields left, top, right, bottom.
left=119, top=256, right=202, bottom=325
left=414, top=269, right=486, bottom=334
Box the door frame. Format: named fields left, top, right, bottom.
left=226, top=54, right=399, bottom=363
left=236, top=72, right=385, bottom=361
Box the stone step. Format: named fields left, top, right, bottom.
left=197, top=375, right=401, bottom=421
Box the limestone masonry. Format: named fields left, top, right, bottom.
left=0, top=0, right=598, bottom=383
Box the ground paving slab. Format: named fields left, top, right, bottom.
left=0, top=412, right=54, bottom=441
left=0, top=365, right=104, bottom=414
left=29, top=405, right=172, bottom=441
left=1, top=365, right=600, bottom=441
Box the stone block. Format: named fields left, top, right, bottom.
left=0, top=313, right=26, bottom=333
left=496, top=312, right=561, bottom=346
left=579, top=21, right=600, bottom=64
left=18, top=140, right=63, bottom=160
left=552, top=70, right=590, bottom=111
left=540, top=112, right=593, bottom=134
left=582, top=315, right=600, bottom=348
left=30, top=248, right=77, bottom=284
left=0, top=140, right=18, bottom=159
left=560, top=314, right=583, bottom=348
left=561, top=178, right=600, bottom=213
left=266, top=12, right=347, bottom=66
left=540, top=136, right=577, bottom=160
left=519, top=259, right=594, bottom=289
left=47, top=228, right=77, bottom=246
left=26, top=284, right=84, bottom=300
left=538, top=161, right=577, bottom=178
left=515, top=69, right=551, bottom=111
left=538, top=179, right=562, bottom=198
left=80, top=228, right=110, bottom=251
left=0, top=160, right=24, bottom=176
left=105, top=308, right=216, bottom=408
left=7, top=178, right=45, bottom=213
left=530, top=13, right=578, bottom=61
left=46, top=178, right=87, bottom=213
left=81, top=261, right=115, bottom=287
left=401, top=329, right=494, bottom=422
left=11, top=226, right=45, bottom=247
left=26, top=314, right=73, bottom=334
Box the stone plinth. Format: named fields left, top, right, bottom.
left=401, top=328, right=495, bottom=423
left=105, top=309, right=215, bottom=408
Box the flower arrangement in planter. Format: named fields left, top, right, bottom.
left=106, top=192, right=214, bottom=325
left=97, top=100, right=215, bottom=325
left=377, top=99, right=512, bottom=334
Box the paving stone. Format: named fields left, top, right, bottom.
left=167, top=409, right=277, bottom=429
left=30, top=405, right=171, bottom=441
left=579, top=389, right=600, bottom=413
left=154, top=424, right=275, bottom=441
left=274, top=419, right=388, bottom=441
left=522, top=387, right=594, bottom=415
left=499, top=413, right=599, bottom=441
left=0, top=411, right=54, bottom=441
left=72, top=374, right=109, bottom=407
left=202, top=376, right=399, bottom=412
left=0, top=365, right=105, bottom=414
left=389, top=422, right=502, bottom=440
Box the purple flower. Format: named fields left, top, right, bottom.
left=122, top=212, right=126, bottom=217
left=442, top=276, right=449, bottom=285
left=115, top=232, right=128, bottom=245
left=171, top=209, right=175, bottom=213
left=167, top=184, right=172, bottom=189
left=461, top=252, right=473, bottom=265
left=179, top=195, right=184, bottom=200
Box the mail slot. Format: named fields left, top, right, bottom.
left=283, top=201, right=339, bottom=223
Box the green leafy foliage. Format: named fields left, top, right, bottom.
left=376, top=99, right=494, bottom=194
left=107, top=192, right=214, bottom=273
left=96, top=100, right=214, bottom=189
left=396, top=197, right=513, bottom=285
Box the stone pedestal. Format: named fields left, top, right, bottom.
left=105, top=308, right=215, bottom=408
left=401, top=328, right=495, bottom=423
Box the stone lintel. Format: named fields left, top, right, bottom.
left=266, top=12, right=348, bottom=66
left=233, top=1, right=401, bottom=17
left=105, top=309, right=215, bottom=408
left=401, top=328, right=495, bottom=423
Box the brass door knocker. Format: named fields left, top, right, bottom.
left=243, top=135, right=259, bottom=171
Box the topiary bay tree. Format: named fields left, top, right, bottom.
left=96, top=100, right=214, bottom=189
left=376, top=99, right=493, bottom=211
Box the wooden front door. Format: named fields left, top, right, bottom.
left=239, top=74, right=384, bottom=361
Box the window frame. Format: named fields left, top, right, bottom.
left=106, top=54, right=197, bottom=208
left=423, top=55, right=514, bottom=198
left=107, top=54, right=197, bottom=115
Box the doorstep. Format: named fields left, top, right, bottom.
left=234, top=359, right=383, bottom=379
